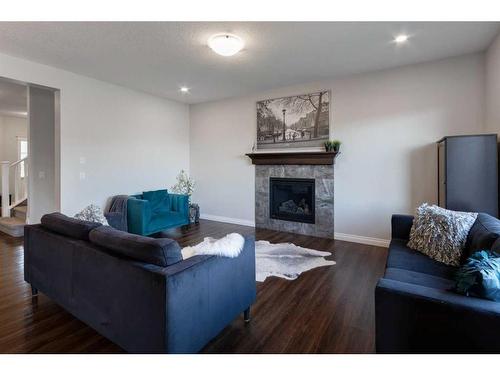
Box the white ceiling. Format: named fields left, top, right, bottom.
left=0, top=22, right=498, bottom=104
left=0, top=79, right=27, bottom=118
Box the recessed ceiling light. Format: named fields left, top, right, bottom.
left=394, top=34, right=409, bottom=44
left=180, top=87, right=189, bottom=93
left=208, top=33, right=244, bottom=57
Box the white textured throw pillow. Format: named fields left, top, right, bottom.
left=74, top=204, right=109, bottom=225
left=407, top=203, right=477, bottom=266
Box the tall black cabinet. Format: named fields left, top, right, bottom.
left=438, top=134, right=498, bottom=217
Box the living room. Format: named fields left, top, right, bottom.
left=1, top=1, right=500, bottom=373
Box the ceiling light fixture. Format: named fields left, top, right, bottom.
left=180, top=86, right=189, bottom=93
left=394, top=34, right=409, bottom=44
left=208, top=33, right=244, bottom=56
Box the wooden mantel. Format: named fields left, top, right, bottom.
left=245, top=151, right=338, bottom=165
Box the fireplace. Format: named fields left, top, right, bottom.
left=252, top=155, right=335, bottom=238
left=269, top=177, right=315, bottom=224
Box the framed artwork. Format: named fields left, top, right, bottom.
left=256, top=90, right=330, bottom=150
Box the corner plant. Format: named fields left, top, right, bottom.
left=171, top=170, right=195, bottom=198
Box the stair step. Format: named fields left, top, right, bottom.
left=0, top=217, right=25, bottom=237
left=13, top=206, right=27, bottom=220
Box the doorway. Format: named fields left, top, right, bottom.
left=0, top=77, right=60, bottom=236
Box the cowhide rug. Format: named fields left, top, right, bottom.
left=182, top=233, right=336, bottom=282
left=255, top=240, right=335, bottom=282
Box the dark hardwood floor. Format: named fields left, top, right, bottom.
left=0, top=220, right=387, bottom=353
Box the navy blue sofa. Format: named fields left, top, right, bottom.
left=24, top=213, right=256, bottom=353
left=375, top=213, right=500, bottom=353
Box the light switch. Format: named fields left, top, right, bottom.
left=38, top=171, right=45, bottom=179
left=79, top=172, right=86, bottom=180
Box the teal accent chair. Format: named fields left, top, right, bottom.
left=127, top=190, right=189, bottom=236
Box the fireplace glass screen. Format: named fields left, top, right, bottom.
left=269, top=177, right=315, bottom=224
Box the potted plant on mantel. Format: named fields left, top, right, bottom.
left=171, top=170, right=199, bottom=223
left=324, top=139, right=341, bottom=153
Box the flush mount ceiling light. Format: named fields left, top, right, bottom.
left=208, top=33, right=244, bottom=56
left=394, top=34, right=409, bottom=44
left=180, top=86, right=189, bottom=93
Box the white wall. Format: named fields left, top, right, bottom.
left=0, top=52, right=190, bottom=220
left=190, top=54, right=485, bottom=241
left=28, top=86, right=57, bottom=223
left=0, top=47, right=489, bottom=239
left=0, top=115, right=27, bottom=163
left=486, top=32, right=500, bottom=132
left=0, top=115, right=27, bottom=192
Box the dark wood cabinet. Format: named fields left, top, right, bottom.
left=437, top=134, right=498, bottom=217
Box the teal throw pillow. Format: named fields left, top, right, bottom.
left=142, top=189, right=170, bottom=213
left=455, top=250, right=500, bottom=302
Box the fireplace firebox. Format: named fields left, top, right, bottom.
left=269, top=177, right=315, bottom=224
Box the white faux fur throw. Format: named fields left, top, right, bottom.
left=182, top=233, right=245, bottom=259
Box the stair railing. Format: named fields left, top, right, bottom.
left=1, top=157, right=28, bottom=218
left=1, top=161, right=9, bottom=217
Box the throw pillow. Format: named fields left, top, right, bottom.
left=74, top=204, right=109, bottom=225
left=455, top=250, right=500, bottom=302
left=142, top=189, right=170, bottom=213
left=407, top=203, right=477, bottom=266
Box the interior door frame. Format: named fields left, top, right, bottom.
left=0, top=75, right=61, bottom=223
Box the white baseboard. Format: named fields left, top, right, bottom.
left=200, top=214, right=390, bottom=248
left=333, top=232, right=390, bottom=248
left=200, top=214, right=255, bottom=227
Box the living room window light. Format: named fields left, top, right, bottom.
left=17, top=137, right=28, bottom=178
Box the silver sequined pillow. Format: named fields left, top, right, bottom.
left=74, top=204, right=109, bottom=225
left=407, top=203, right=477, bottom=266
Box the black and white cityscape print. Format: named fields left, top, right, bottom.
left=256, top=90, right=330, bottom=149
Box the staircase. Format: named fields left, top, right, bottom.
left=0, top=158, right=28, bottom=237
left=13, top=205, right=27, bottom=220
left=0, top=215, right=26, bottom=237
left=0, top=204, right=26, bottom=237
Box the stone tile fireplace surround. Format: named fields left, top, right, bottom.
left=248, top=152, right=336, bottom=239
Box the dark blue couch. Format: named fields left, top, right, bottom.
left=375, top=213, right=500, bottom=353
left=24, top=213, right=256, bottom=353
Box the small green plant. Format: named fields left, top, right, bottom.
left=171, top=170, right=195, bottom=196
left=332, top=140, right=341, bottom=152
left=324, top=139, right=341, bottom=152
